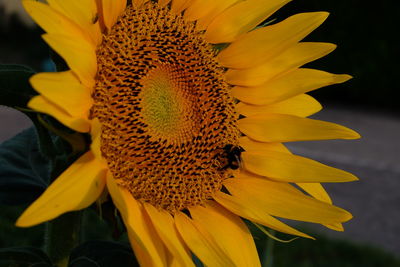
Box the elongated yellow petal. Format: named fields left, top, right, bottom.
left=30, top=71, right=93, bottom=118
left=47, top=0, right=97, bottom=26
left=239, top=137, right=346, bottom=231
left=217, top=12, right=329, bottom=68
left=223, top=177, right=352, bottom=224
left=16, top=152, right=106, bottom=227
left=127, top=230, right=164, bottom=267
left=22, top=0, right=95, bottom=47
left=101, top=0, right=126, bottom=30
left=186, top=0, right=240, bottom=25
left=238, top=140, right=339, bottom=206
left=42, top=34, right=97, bottom=88
left=239, top=136, right=289, bottom=153
left=296, top=182, right=344, bottom=231
left=107, top=175, right=168, bottom=266
left=175, top=212, right=235, bottom=267
left=298, top=183, right=332, bottom=203
left=226, top=42, right=336, bottom=87
left=242, top=151, right=358, bottom=183
left=236, top=94, right=322, bottom=118
left=158, top=0, right=171, bottom=8
left=28, top=96, right=91, bottom=133
left=205, top=0, right=291, bottom=44
left=189, top=202, right=261, bottom=267
left=232, top=69, right=351, bottom=106
left=214, top=191, right=313, bottom=239
left=90, top=119, right=108, bottom=165
left=46, top=0, right=101, bottom=45
left=184, top=0, right=216, bottom=21
left=238, top=113, right=360, bottom=142
left=171, top=0, right=191, bottom=14
left=133, top=0, right=150, bottom=7
left=143, top=204, right=194, bottom=267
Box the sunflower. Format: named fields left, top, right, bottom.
left=17, top=0, right=359, bottom=265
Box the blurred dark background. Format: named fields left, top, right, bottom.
left=1, top=0, right=398, bottom=112
left=277, top=0, right=398, bottom=113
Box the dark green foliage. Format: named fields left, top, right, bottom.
left=69, top=241, right=139, bottom=267
left=0, top=64, right=36, bottom=109
left=0, top=205, right=44, bottom=249
left=0, top=128, right=48, bottom=205
left=0, top=247, right=52, bottom=267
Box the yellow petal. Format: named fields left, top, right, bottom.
left=46, top=0, right=102, bottom=45
left=126, top=230, right=165, bottom=267
left=171, top=0, right=191, bottom=14
left=238, top=138, right=346, bottom=231
left=241, top=151, right=359, bottom=183
left=189, top=202, right=261, bottom=267
left=175, top=212, right=234, bottom=267
left=16, top=151, right=106, bottom=227
left=30, top=71, right=93, bottom=118
left=133, top=0, right=150, bottom=7
left=232, top=69, right=351, bottom=106
left=238, top=113, right=360, bottom=142
left=184, top=0, right=216, bottom=21
left=47, top=0, right=97, bottom=26
left=236, top=94, right=322, bottom=118
left=42, top=34, right=97, bottom=88
left=107, top=174, right=168, bottom=266
left=217, top=12, right=329, bottom=68
left=296, top=182, right=344, bottom=231
left=22, top=0, right=95, bottom=47
left=101, top=0, right=127, bottom=30
left=324, top=223, right=344, bottom=231
left=226, top=42, right=336, bottom=87
left=185, top=0, right=240, bottom=24
left=143, top=204, right=194, bottom=267
left=205, top=0, right=291, bottom=44
left=28, top=96, right=91, bottom=133
left=239, top=136, right=289, bottom=153
left=158, top=0, right=171, bottom=8
left=214, top=190, right=312, bottom=239
left=223, top=177, right=353, bottom=224
left=90, top=119, right=108, bottom=164
left=297, top=183, right=332, bottom=203
left=239, top=139, right=331, bottom=201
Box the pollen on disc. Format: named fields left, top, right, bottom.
left=90, top=2, right=239, bottom=212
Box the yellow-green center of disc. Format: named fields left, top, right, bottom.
left=139, top=65, right=194, bottom=143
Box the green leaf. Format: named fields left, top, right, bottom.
left=69, top=241, right=139, bottom=267
left=0, top=64, right=36, bottom=109
left=0, top=247, right=52, bottom=267
left=30, top=114, right=58, bottom=159
left=0, top=127, right=49, bottom=205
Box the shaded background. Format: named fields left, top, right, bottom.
left=1, top=0, right=399, bottom=266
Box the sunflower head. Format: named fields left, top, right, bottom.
left=17, top=0, right=360, bottom=266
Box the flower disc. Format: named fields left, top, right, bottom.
left=91, top=2, right=239, bottom=212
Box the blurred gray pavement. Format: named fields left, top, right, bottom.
left=0, top=105, right=399, bottom=255
left=287, top=106, right=400, bottom=255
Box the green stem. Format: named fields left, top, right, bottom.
left=262, top=230, right=275, bottom=267
left=45, top=211, right=83, bottom=267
